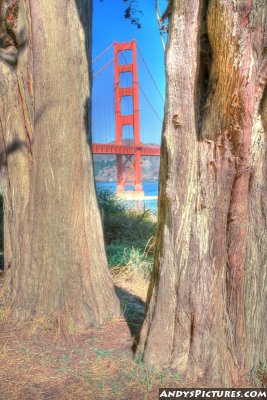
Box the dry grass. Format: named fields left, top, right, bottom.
left=0, top=269, right=261, bottom=399
left=0, top=268, right=184, bottom=400
left=111, top=265, right=149, bottom=301
left=0, top=319, right=182, bottom=400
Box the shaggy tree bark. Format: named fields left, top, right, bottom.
left=139, top=0, right=267, bottom=386
left=0, top=0, right=120, bottom=328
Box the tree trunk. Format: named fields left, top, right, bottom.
left=139, top=0, right=267, bottom=386
left=0, top=0, right=120, bottom=329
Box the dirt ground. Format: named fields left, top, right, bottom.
left=0, top=272, right=263, bottom=400
left=0, top=318, right=154, bottom=400
left=0, top=272, right=186, bottom=400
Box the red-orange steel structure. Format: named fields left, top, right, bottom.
left=92, top=40, right=160, bottom=193
left=92, top=144, right=160, bottom=156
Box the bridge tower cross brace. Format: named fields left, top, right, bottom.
left=114, top=40, right=143, bottom=193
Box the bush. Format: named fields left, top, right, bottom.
left=97, top=189, right=126, bottom=216
left=96, top=189, right=157, bottom=280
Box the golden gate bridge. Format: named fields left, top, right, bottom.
left=92, top=40, right=163, bottom=198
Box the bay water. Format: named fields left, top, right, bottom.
left=96, top=180, right=159, bottom=212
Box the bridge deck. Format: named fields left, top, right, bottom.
left=92, top=143, right=160, bottom=156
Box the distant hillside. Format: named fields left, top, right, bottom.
left=93, top=154, right=160, bottom=182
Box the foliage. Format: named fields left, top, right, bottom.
left=100, top=0, right=143, bottom=28
left=97, top=189, right=156, bottom=279
left=123, top=0, right=143, bottom=29
left=97, top=189, right=126, bottom=217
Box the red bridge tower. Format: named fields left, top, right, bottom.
left=114, top=40, right=143, bottom=195
left=92, top=40, right=160, bottom=195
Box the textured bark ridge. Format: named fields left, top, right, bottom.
left=139, top=0, right=267, bottom=386
left=0, top=0, right=120, bottom=329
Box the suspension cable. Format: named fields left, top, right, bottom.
left=138, top=83, right=163, bottom=123
left=92, top=42, right=114, bottom=64
left=120, top=50, right=163, bottom=123
left=137, top=45, right=165, bottom=102
left=93, top=58, right=114, bottom=78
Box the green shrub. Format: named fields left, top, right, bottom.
left=122, top=246, right=153, bottom=280
left=106, top=242, right=127, bottom=267
left=97, top=189, right=126, bottom=216
left=96, top=189, right=156, bottom=279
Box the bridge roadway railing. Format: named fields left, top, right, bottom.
left=92, top=143, right=160, bottom=156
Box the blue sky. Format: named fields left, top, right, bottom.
left=92, top=0, right=167, bottom=145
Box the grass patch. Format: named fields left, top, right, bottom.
left=91, top=347, right=114, bottom=358
left=97, top=189, right=156, bottom=281
left=97, top=189, right=156, bottom=328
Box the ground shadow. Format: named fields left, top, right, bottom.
left=115, top=285, right=145, bottom=337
